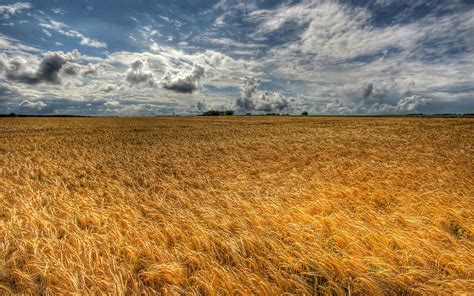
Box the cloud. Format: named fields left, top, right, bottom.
left=103, top=100, right=120, bottom=108
left=0, top=54, right=8, bottom=71
left=49, top=61, right=96, bottom=78
left=3, top=56, right=40, bottom=84
left=298, top=3, right=419, bottom=61
left=396, top=95, right=431, bottom=112
left=196, top=101, right=207, bottom=112
left=240, top=77, right=259, bottom=99
left=0, top=34, right=39, bottom=54
left=18, top=99, right=46, bottom=109
left=77, top=35, right=107, bottom=49
left=310, top=93, right=432, bottom=114
left=62, top=63, right=80, bottom=76
left=1, top=50, right=80, bottom=84
left=213, top=0, right=258, bottom=27
left=363, top=83, right=375, bottom=100
left=358, top=82, right=389, bottom=104
left=160, top=64, right=204, bottom=93
left=42, top=29, right=52, bottom=37
left=236, top=77, right=291, bottom=113
left=253, top=1, right=472, bottom=63
left=0, top=2, right=31, bottom=19
left=125, top=59, right=155, bottom=86
left=254, top=92, right=290, bottom=112
left=252, top=1, right=423, bottom=61
left=205, top=37, right=266, bottom=49
left=100, top=84, right=115, bottom=93
left=40, top=20, right=107, bottom=49
left=82, top=63, right=98, bottom=76
left=0, top=81, right=20, bottom=98
left=51, top=8, right=65, bottom=15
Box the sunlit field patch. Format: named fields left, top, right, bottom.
left=0, top=116, right=473, bottom=294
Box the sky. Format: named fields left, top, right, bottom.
left=0, top=0, right=473, bottom=115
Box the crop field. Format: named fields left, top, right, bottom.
left=0, top=116, right=473, bottom=295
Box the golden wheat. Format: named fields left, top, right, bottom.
left=0, top=116, right=473, bottom=295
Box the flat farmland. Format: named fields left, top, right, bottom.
left=0, top=116, right=473, bottom=295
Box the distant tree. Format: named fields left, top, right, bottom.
left=301, top=111, right=309, bottom=116
left=8, top=112, right=17, bottom=117
left=202, top=110, right=235, bottom=116
left=246, top=113, right=252, bottom=116
left=202, top=110, right=220, bottom=116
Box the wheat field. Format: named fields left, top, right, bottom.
left=0, top=116, right=473, bottom=295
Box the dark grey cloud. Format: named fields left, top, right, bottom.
left=62, top=63, right=80, bottom=76
left=363, top=82, right=374, bottom=99
left=360, top=82, right=389, bottom=104
left=235, top=97, right=255, bottom=112
left=1, top=50, right=80, bottom=84
left=161, top=64, right=205, bottom=93
left=34, top=50, right=80, bottom=83
left=196, top=101, right=207, bottom=112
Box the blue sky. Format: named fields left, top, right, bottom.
left=0, top=0, right=473, bottom=115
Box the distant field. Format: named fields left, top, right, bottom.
left=0, top=117, right=473, bottom=294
